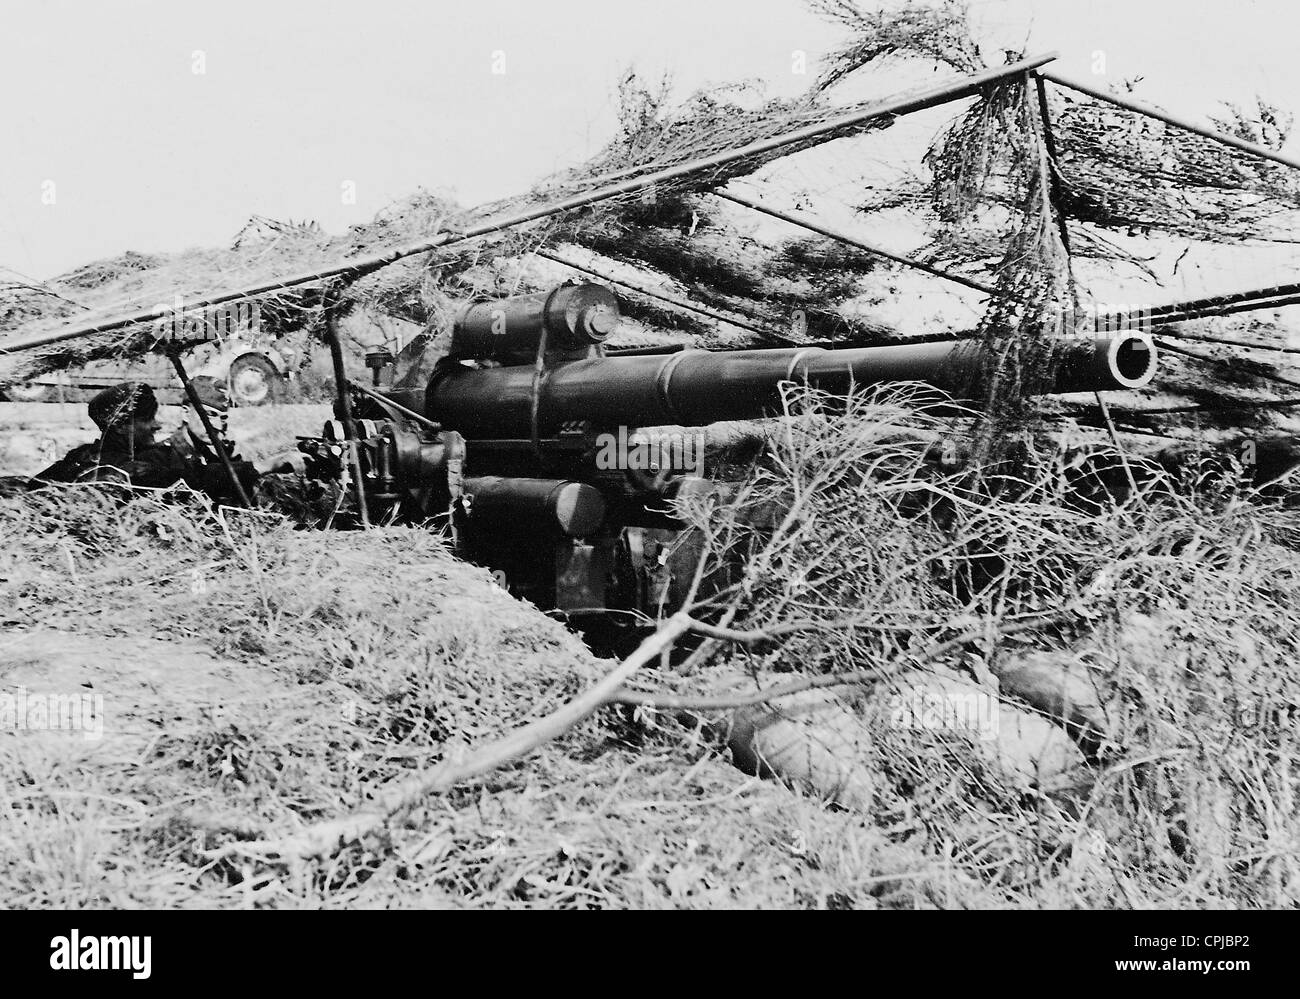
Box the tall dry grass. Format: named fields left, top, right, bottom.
left=2, top=383, right=1298, bottom=907
left=645, top=382, right=1300, bottom=906
left=0, top=485, right=946, bottom=908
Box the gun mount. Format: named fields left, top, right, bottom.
left=301, top=282, right=1158, bottom=631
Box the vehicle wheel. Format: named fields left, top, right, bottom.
left=4, top=383, right=51, bottom=403
left=227, top=354, right=282, bottom=407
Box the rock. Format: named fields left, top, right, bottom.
left=720, top=667, right=1090, bottom=809
left=988, top=650, right=1112, bottom=761
left=880, top=673, right=1085, bottom=787
left=726, top=688, right=875, bottom=811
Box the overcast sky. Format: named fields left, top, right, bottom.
left=2, top=0, right=1297, bottom=280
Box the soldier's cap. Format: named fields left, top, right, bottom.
left=88, top=382, right=158, bottom=432
left=187, top=375, right=229, bottom=413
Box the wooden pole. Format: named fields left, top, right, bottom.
left=1093, top=391, right=1140, bottom=497
left=715, top=190, right=1002, bottom=297
left=1031, top=71, right=1138, bottom=495
left=1158, top=294, right=1300, bottom=325
left=166, top=347, right=253, bottom=508
left=1151, top=326, right=1300, bottom=355
left=1031, top=71, right=1074, bottom=257
left=1083, top=287, right=1300, bottom=332
left=1106, top=396, right=1300, bottom=418
left=1, top=53, right=1057, bottom=356
left=1040, top=69, right=1300, bottom=172
left=326, top=306, right=371, bottom=529
left=346, top=377, right=441, bottom=434
left=1156, top=336, right=1300, bottom=392
left=1146, top=282, right=1300, bottom=319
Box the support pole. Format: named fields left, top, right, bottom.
left=1112, top=397, right=1300, bottom=417
left=1093, top=391, right=1140, bottom=498
left=1031, top=71, right=1074, bottom=257
left=167, top=347, right=253, bottom=508
left=1145, top=282, right=1300, bottom=319
left=326, top=303, right=371, bottom=529
left=1039, top=70, right=1300, bottom=173
left=1095, top=288, right=1300, bottom=330
left=1149, top=326, right=1300, bottom=355
left=1030, top=71, right=1137, bottom=495
left=1155, top=336, right=1300, bottom=393
left=715, top=191, right=1001, bottom=297
left=346, top=377, right=442, bottom=434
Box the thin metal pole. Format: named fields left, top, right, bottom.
left=1156, top=336, right=1300, bottom=393
left=1088, top=288, right=1300, bottom=331
left=1107, top=396, right=1300, bottom=417
left=1146, top=282, right=1300, bottom=318
left=1093, top=390, right=1140, bottom=496
left=1096, top=293, right=1300, bottom=332
left=326, top=308, right=371, bottom=529
left=1031, top=71, right=1074, bottom=257
left=1040, top=69, right=1300, bottom=172
left=346, top=377, right=442, bottom=434
left=715, top=190, right=1002, bottom=297
left=1151, top=326, right=1300, bottom=355
left=1033, top=72, right=1138, bottom=493
left=2, top=53, right=1057, bottom=357
left=167, top=348, right=253, bottom=508
left=1157, top=295, right=1300, bottom=325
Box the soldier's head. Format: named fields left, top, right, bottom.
left=89, top=382, right=160, bottom=448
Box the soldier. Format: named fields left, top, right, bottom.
left=29, top=381, right=259, bottom=500
left=166, top=376, right=234, bottom=467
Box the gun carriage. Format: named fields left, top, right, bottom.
left=299, top=282, right=1157, bottom=624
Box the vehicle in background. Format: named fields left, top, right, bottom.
left=1, top=333, right=299, bottom=406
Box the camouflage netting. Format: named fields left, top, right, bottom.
left=921, top=71, right=1072, bottom=459
left=3, top=0, right=1300, bottom=455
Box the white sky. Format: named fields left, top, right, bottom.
left=2, top=0, right=1298, bottom=281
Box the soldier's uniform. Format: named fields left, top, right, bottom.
left=34, top=438, right=193, bottom=488
left=30, top=382, right=255, bottom=501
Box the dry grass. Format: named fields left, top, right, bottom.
left=3, top=383, right=1299, bottom=908
left=0, top=485, right=953, bottom=909
left=636, top=383, right=1300, bottom=907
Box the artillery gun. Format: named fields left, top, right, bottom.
left=299, top=281, right=1157, bottom=626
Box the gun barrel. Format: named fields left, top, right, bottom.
left=425, top=334, right=1156, bottom=438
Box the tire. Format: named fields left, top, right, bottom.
left=226, top=354, right=282, bottom=407
left=4, top=383, right=51, bottom=403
